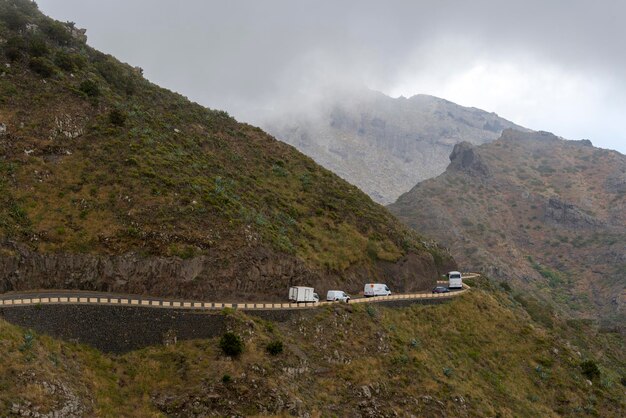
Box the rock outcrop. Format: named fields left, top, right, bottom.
left=544, top=197, right=604, bottom=229
left=448, top=141, right=490, bottom=178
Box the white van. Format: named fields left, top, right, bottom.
left=364, top=283, right=391, bottom=297
left=448, top=271, right=463, bottom=289
left=289, top=286, right=319, bottom=303
left=326, top=290, right=350, bottom=302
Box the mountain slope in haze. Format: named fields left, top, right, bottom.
left=2, top=285, right=625, bottom=417
left=0, top=0, right=454, bottom=301
left=389, top=129, right=626, bottom=328
left=263, top=88, right=527, bottom=204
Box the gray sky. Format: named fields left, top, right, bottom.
left=38, top=0, right=626, bottom=153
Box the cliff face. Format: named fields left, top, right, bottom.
left=263, top=89, right=527, bottom=204
left=390, top=130, right=626, bottom=328
left=0, top=1, right=453, bottom=300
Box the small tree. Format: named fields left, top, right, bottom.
left=219, top=332, right=244, bottom=357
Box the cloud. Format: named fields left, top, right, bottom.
left=36, top=0, right=626, bottom=152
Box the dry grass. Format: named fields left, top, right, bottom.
left=0, top=288, right=624, bottom=416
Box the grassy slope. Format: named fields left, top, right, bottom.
left=0, top=1, right=449, bottom=278
left=1, top=283, right=624, bottom=417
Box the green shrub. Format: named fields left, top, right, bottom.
left=266, top=340, right=283, bottom=356
left=221, top=374, right=232, bottom=384
left=0, top=7, right=27, bottom=30
left=54, top=51, right=85, bottom=72
left=79, top=79, right=100, bottom=97
left=93, top=54, right=138, bottom=95
left=29, top=57, right=54, bottom=77
left=219, top=332, right=244, bottom=357
left=580, top=360, right=600, bottom=380
left=499, top=281, right=512, bottom=292
left=40, top=19, right=73, bottom=45
left=4, top=36, right=25, bottom=61
left=19, top=331, right=35, bottom=352
left=109, top=109, right=126, bottom=126
left=27, top=36, right=49, bottom=57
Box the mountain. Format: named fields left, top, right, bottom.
left=389, top=129, right=626, bottom=329
left=262, top=88, right=527, bottom=204
left=2, top=284, right=625, bottom=417
left=0, top=0, right=454, bottom=301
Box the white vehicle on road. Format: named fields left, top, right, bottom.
left=289, top=286, right=319, bottom=303
left=364, top=283, right=391, bottom=297
left=326, top=290, right=350, bottom=302
left=448, top=271, right=463, bottom=289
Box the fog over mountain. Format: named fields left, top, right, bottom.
left=263, top=88, right=527, bottom=204
left=37, top=0, right=626, bottom=154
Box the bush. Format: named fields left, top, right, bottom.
left=29, top=57, right=54, bottom=77
left=40, top=20, right=73, bottom=45
left=266, top=340, right=283, bottom=356
left=580, top=360, right=601, bottom=380
left=109, top=109, right=126, bottom=126
left=219, top=332, right=244, bottom=357
left=620, top=376, right=626, bottom=387
left=0, top=7, right=27, bottom=30
left=27, top=36, right=49, bottom=57
left=499, top=281, right=512, bottom=292
left=221, top=374, right=232, bottom=384
left=79, top=79, right=100, bottom=97
left=93, top=54, right=138, bottom=95
left=54, top=51, right=85, bottom=72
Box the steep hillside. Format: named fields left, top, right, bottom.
left=263, top=88, right=527, bottom=204
left=390, top=130, right=626, bottom=328
left=0, top=0, right=454, bottom=301
left=1, top=283, right=624, bottom=417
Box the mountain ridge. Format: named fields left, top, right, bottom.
left=262, top=87, right=528, bottom=204
left=389, top=129, right=626, bottom=328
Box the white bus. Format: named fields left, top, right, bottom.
left=448, top=271, right=463, bottom=289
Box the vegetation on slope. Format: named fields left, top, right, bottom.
left=1, top=282, right=624, bottom=416
left=390, top=130, right=626, bottom=328
left=0, top=0, right=451, bottom=295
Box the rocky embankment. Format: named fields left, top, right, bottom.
left=0, top=242, right=451, bottom=301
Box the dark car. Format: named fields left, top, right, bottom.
left=432, top=286, right=450, bottom=294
